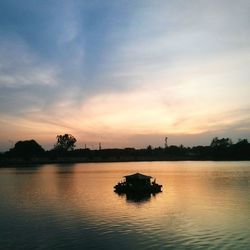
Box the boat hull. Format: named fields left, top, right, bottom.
left=114, top=183, right=162, bottom=194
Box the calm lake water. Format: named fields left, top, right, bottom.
left=0, top=161, right=249, bottom=250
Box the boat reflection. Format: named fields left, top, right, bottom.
left=115, top=191, right=160, bottom=204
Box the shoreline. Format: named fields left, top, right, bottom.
left=1, top=157, right=250, bottom=167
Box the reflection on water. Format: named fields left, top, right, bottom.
left=116, top=191, right=160, bottom=204
left=0, top=161, right=250, bottom=250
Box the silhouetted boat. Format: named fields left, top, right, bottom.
left=114, top=173, right=162, bottom=194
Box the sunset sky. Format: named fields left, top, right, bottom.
left=0, top=0, right=250, bottom=151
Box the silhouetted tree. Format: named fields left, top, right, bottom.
left=230, top=139, right=250, bottom=159
left=7, top=140, right=45, bottom=159
left=236, top=139, right=249, bottom=145
left=165, top=137, right=168, bottom=148
left=210, top=137, right=232, bottom=148
left=54, top=134, right=77, bottom=151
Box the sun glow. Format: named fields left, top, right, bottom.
left=0, top=1, right=249, bottom=150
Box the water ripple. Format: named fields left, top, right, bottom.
left=0, top=162, right=250, bottom=250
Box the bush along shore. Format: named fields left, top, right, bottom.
left=1, top=135, right=250, bottom=166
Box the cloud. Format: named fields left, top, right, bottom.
left=0, top=37, right=59, bottom=87
left=0, top=0, right=250, bottom=150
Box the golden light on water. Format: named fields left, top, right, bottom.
left=10, top=162, right=248, bottom=229
left=1, top=162, right=249, bottom=249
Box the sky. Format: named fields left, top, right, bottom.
left=0, top=0, right=250, bottom=151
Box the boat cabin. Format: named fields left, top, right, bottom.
left=124, top=173, right=152, bottom=187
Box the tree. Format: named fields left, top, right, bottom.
left=54, top=134, right=77, bottom=151
left=7, top=140, right=45, bottom=158
left=210, top=137, right=232, bottom=148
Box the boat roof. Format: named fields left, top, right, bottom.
left=124, top=173, right=152, bottom=180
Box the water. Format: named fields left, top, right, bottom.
left=0, top=161, right=249, bottom=250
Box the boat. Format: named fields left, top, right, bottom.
left=114, top=173, right=162, bottom=194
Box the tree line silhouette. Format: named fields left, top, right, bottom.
left=0, top=134, right=250, bottom=164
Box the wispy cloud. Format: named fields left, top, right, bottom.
left=0, top=0, right=249, bottom=150
left=0, top=37, right=59, bottom=87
